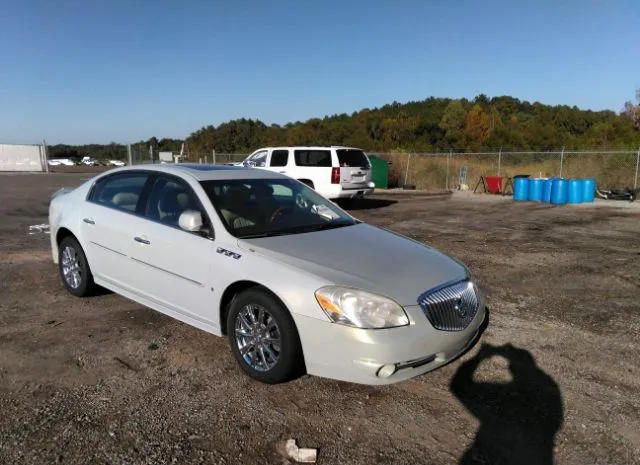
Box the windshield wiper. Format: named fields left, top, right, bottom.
left=303, top=222, right=353, bottom=233
left=237, top=231, right=294, bottom=239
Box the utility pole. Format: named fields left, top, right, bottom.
left=559, top=147, right=565, bottom=178
left=127, top=144, right=132, bottom=166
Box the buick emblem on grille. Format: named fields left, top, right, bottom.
left=454, top=297, right=467, bottom=318
left=418, top=280, right=479, bottom=331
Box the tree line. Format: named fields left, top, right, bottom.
left=48, top=93, right=640, bottom=160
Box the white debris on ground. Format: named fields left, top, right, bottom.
left=277, top=439, right=317, bottom=463
left=28, top=224, right=50, bottom=235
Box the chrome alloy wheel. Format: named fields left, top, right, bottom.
left=61, top=245, right=82, bottom=289
left=234, top=304, right=282, bottom=372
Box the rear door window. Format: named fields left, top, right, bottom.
left=270, top=150, right=289, bottom=167
left=89, top=173, right=149, bottom=213
left=336, top=149, right=370, bottom=168
left=294, top=150, right=332, bottom=167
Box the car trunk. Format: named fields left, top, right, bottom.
left=337, top=149, right=371, bottom=189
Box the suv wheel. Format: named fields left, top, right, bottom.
left=298, top=179, right=314, bottom=189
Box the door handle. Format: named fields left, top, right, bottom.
left=83, top=218, right=95, bottom=225
left=134, top=236, right=150, bottom=245
left=279, top=171, right=286, bottom=174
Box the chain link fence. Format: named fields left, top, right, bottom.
left=375, top=149, right=640, bottom=191
left=128, top=147, right=640, bottom=192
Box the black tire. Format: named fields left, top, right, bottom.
left=337, top=198, right=355, bottom=209
left=226, top=288, right=304, bottom=384
left=298, top=179, right=314, bottom=189
left=58, top=236, right=95, bottom=297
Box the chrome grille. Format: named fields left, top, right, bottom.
left=418, top=280, right=479, bottom=331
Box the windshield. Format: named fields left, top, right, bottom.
left=200, top=178, right=357, bottom=239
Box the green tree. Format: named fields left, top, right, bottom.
left=439, top=100, right=467, bottom=148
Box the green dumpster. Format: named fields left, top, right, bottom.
left=368, top=155, right=389, bottom=189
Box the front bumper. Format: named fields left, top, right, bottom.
left=293, top=303, right=486, bottom=385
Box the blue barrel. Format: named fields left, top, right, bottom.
left=542, top=178, right=553, bottom=203
left=567, top=179, right=584, bottom=204
left=513, top=177, right=529, bottom=201
left=582, top=178, right=596, bottom=203
left=551, top=178, right=568, bottom=204
left=528, top=178, right=544, bottom=202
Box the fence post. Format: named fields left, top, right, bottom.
left=127, top=144, right=132, bottom=165
left=403, top=153, right=412, bottom=187
left=559, top=146, right=565, bottom=177
left=446, top=149, right=451, bottom=191
left=212, top=150, right=216, bottom=165
left=497, top=147, right=502, bottom=176
left=634, top=146, right=640, bottom=190
left=42, top=139, right=49, bottom=173
left=149, top=145, right=153, bottom=164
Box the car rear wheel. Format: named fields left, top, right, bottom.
left=58, top=236, right=95, bottom=297
left=226, top=288, right=304, bottom=384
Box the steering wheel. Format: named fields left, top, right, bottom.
left=295, top=192, right=309, bottom=210
left=269, top=206, right=293, bottom=223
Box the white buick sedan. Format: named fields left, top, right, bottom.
left=49, top=164, right=486, bottom=385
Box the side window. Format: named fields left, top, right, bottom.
left=89, top=173, right=148, bottom=213
left=144, top=176, right=206, bottom=229
left=269, top=150, right=289, bottom=167
left=294, top=150, right=332, bottom=167
left=250, top=150, right=267, bottom=167
left=271, top=183, right=293, bottom=197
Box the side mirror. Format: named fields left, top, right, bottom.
left=179, top=210, right=203, bottom=232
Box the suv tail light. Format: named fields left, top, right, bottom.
left=331, top=167, right=340, bottom=184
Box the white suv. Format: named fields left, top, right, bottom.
left=239, top=146, right=375, bottom=200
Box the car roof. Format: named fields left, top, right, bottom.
left=254, top=146, right=365, bottom=151
left=102, top=164, right=288, bottom=182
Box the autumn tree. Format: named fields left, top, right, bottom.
left=465, top=104, right=492, bottom=150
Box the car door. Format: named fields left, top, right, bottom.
left=80, top=171, right=150, bottom=287
left=123, top=174, right=216, bottom=325
left=266, top=149, right=289, bottom=175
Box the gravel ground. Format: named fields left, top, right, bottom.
left=0, top=173, right=639, bottom=465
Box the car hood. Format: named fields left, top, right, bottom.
left=238, top=223, right=468, bottom=306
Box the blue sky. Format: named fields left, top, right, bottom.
left=1, top=0, right=638, bottom=144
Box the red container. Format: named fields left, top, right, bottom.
left=484, top=176, right=503, bottom=194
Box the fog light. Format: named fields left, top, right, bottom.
left=376, top=364, right=397, bottom=378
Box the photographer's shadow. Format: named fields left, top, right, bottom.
left=451, top=343, right=563, bottom=465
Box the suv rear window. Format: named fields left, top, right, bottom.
left=337, top=149, right=370, bottom=168
left=294, top=150, right=332, bottom=167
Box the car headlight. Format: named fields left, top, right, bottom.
left=314, top=286, right=409, bottom=329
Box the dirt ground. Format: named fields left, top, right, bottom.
left=1, top=172, right=639, bottom=465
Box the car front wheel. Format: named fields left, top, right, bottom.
left=58, top=236, right=95, bottom=297
left=226, top=288, right=304, bottom=384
